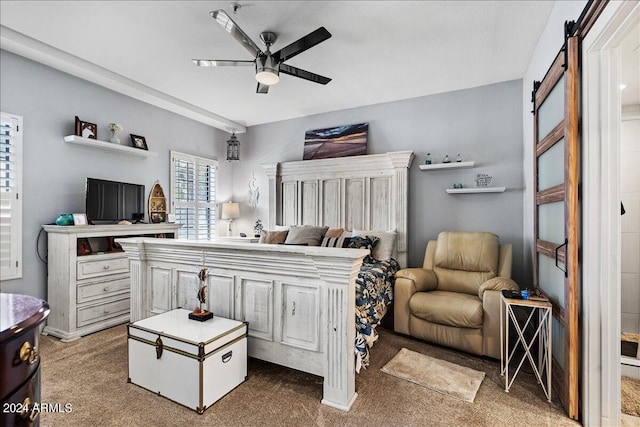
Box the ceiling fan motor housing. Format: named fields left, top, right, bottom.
left=255, top=54, right=280, bottom=85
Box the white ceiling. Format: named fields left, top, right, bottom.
left=0, top=1, right=556, bottom=130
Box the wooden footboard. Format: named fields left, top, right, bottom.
left=119, top=238, right=366, bottom=411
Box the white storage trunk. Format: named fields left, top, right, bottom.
left=128, top=309, right=247, bottom=414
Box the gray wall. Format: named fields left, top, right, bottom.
left=232, top=80, right=526, bottom=285
left=0, top=50, right=234, bottom=300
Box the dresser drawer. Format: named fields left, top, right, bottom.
left=77, top=298, right=130, bottom=328
left=0, top=327, right=40, bottom=401
left=0, top=367, right=41, bottom=427
left=77, top=277, right=130, bottom=304
left=77, top=256, right=129, bottom=280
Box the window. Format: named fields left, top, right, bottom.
left=1, top=112, right=23, bottom=280
left=170, top=151, right=217, bottom=239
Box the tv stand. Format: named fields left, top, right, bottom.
left=42, top=223, right=182, bottom=341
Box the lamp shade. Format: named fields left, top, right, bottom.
left=221, top=202, right=240, bottom=220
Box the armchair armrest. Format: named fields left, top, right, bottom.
left=479, top=276, right=519, bottom=359
left=396, top=268, right=438, bottom=292
left=478, top=276, right=519, bottom=300
left=394, top=268, right=437, bottom=335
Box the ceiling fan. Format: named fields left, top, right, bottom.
left=193, top=9, right=332, bottom=94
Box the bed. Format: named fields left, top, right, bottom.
left=121, top=151, right=413, bottom=411
left=355, top=257, right=399, bottom=370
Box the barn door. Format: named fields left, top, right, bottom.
left=532, top=32, right=579, bottom=419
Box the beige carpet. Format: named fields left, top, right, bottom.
left=38, top=324, right=582, bottom=426
left=381, top=347, right=485, bottom=403
left=622, top=376, right=640, bottom=417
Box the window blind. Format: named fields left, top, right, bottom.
left=1, top=112, right=23, bottom=280
left=170, top=151, right=217, bottom=239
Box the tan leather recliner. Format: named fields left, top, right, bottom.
left=394, top=231, right=519, bottom=359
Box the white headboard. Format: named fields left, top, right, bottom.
left=263, top=151, right=414, bottom=267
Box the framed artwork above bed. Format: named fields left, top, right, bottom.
left=303, top=123, right=368, bottom=160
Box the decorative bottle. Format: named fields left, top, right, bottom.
left=443, top=154, right=451, bottom=163
left=425, top=153, right=432, bottom=165
left=456, top=153, right=462, bottom=162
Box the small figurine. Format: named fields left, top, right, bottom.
left=189, top=267, right=213, bottom=321
left=254, top=219, right=263, bottom=238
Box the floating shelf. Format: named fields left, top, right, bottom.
left=419, top=161, right=475, bottom=171
left=446, top=187, right=506, bottom=194
left=64, top=135, right=158, bottom=158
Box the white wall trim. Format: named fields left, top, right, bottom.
left=0, top=25, right=245, bottom=134
left=581, top=1, right=640, bottom=425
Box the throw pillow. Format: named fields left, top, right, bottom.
left=351, top=229, right=397, bottom=261
left=324, top=228, right=344, bottom=238
left=343, top=235, right=380, bottom=263
left=321, top=230, right=351, bottom=248
left=284, top=225, right=329, bottom=246
left=259, top=230, right=289, bottom=244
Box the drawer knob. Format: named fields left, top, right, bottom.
left=20, top=397, right=39, bottom=422
left=103, top=287, right=110, bottom=292
left=103, top=265, right=110, bottom=270
left=19, top=341, right=39, bottom=365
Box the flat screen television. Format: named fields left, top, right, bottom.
left=86, top=178, right=145, bottom=224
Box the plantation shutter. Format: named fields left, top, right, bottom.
left=170, top=151, right=217, bottom=239
left=0, top=112, right=23, bottom=280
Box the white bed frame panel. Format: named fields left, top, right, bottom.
left=121, top=151, right=413, bottom=411
left=264, top=151, right=414, bottom=267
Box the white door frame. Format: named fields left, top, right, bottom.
left=582, top=1, right=639, bottom=425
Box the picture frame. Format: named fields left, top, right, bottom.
left=72, top=213, right=88, bottom=226
left=130, top=134, right=148, bottom=150
left=303, top=122, right=368, bottom=160
left=75, top=116, right=98, bottom=139
left=77, top=238, right=92, bottom=256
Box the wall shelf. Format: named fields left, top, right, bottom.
left=64, top=135, right=158, bottom=158
left=418, top=161, right=474, bottom=170
left=446, top=187, right=506, bottom=194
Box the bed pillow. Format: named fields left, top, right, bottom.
left=258, top=230, right=289, bottom=244
left=321, top=230, right=351, bottom=248
left=324, top=228, right=344, bottom=238
left=284, top=225, right=329, bottom=246
left=351, top=229, right=397, bottom=261
left=343, top=235, right=380, bottom=264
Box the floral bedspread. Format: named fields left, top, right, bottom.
left=355, top=258, right=399, bottom=371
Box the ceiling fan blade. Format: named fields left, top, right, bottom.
left=210, top=9, right=262, bottom=58
left=280, top=64, right=331, bottom=85
left=256, top=82, right=270, bottom=94
left=273, top=27, right=331, bottom=63
left=192, top=59, right=254, bottom=67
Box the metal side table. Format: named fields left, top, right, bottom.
left=500, top=294, right=552, bottom=401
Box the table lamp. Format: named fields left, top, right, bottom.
left=221, top=202, right=240, bottom=236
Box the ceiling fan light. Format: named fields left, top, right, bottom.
left=256, top=70, right=280, bottom=85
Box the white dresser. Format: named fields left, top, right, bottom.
left=42, top=223, right=182, bottom=341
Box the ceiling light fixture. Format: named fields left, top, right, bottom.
left=255, top=33, right=280, bottom=86
left=226, top=130, right=240, bottom=161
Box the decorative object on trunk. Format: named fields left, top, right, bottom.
left=189, top=267, right=213, bottom=321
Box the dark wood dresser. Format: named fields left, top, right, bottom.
left=0, top=293, right=50, bottom=426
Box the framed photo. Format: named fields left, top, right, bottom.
left=75, top=116, right=97, bottom=139
left=130, top=134, right=148, bottom=150
left=77, top=238, right=92, bottom=256
left=72, top=213, right=88, bottom=226
left=303, top=122, right=368, bottom=160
